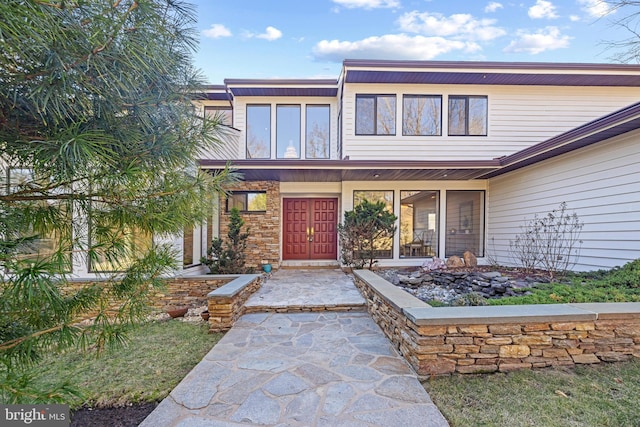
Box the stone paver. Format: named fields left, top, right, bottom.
left=245, top=269, right=366, bottom=309
left=141, top=269, right=449, bottom=426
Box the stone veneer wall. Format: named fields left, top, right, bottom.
left=151, top=276, right=233, bottom=310
left=64, top=276, right=234, bottom=319
left=207, top=274, right=263, bottom=332
left=219, top=180, right=280, bottom=270
left=353, top=270, right=640, bottom=376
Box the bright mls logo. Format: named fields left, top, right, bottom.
left=1, top=405, right=69, bottom=426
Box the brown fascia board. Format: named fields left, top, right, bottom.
left=223, top=78, right=338, bottom=86
left=194, top=85, right=233, bottom=101
left=344, top=70, right=640, bottom=87
left=342, top=59, right=640, bottom=87
left=223, top=79, right=339, bottom=97
left=198, top=159, right=501, bottom=169
left=342, top=59, right=640, bottom=72
left=479, top=101, right=640, bottom=179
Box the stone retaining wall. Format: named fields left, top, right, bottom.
left=353, top=270, right=640, bottom=376
left=207, top=274, right=264, bottom=332
left=64, top=275, right=235, bottom=319
left=152, top=276, right=232, bottom=310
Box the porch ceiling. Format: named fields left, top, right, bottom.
left=198, top=159, right=501, bottom=182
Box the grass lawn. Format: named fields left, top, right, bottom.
left=35, top=319, right=222, bottom=409
left=423, top=358, right=640, bottom=427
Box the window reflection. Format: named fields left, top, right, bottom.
left=246, top=105, right=271, bottom=158
left=400, top=191, right=439, bottom=258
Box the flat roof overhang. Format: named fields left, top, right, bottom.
left=198, top=159, right=502, bottom=182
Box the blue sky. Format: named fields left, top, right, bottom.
left=190, top=0, right=631, bottom=84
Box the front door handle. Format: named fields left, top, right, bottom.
left=308, top=226, right=314, bottom=242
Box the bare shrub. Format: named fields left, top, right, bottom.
left=510, top=202, right=583, bottom=280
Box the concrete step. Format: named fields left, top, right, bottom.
left=279, top=260, right=341, bottom=269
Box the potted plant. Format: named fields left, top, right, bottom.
left=261, top=259, right=272, bottom=273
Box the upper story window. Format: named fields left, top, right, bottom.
left=448, top=96, right=488, bottom=136
left=246, top=105, right=271, bottom=158
left=276, top=105, right=301, bottom=159
left=306, top=105, right=330, bottom=159
left=204, top=106, right=232, bottom=126
left=226, top=192, right=267, bottom=212
left=355, top=94, right=396, bottom=135
left=403, top=95, right=442, bottom=136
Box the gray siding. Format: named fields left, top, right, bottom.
left=487, top=130, right=640, bottom=271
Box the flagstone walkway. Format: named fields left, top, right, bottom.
left=140, top=269, right=449, bottom=426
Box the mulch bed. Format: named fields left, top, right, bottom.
left=71, top=402, right=157, bottom=427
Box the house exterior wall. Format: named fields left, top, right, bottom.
left=340, top=84, right=640, bottom=161
left=194, top=99, right=241, bottom=160
left=487, top=129, right=640, bottom=271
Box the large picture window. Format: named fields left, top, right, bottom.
left=226, top=192, right=267, bottom=212
left=89, top=224, right=153, bottom=273
left=355, top=95, right=396, bottom=135
left=400, top=191, right=439, bottom=258
left=277, top=105, right=301, bottom=159
left=403, top=95, right=442, bottom=136
left=5, top=168, right=72, bottom=272
left=353, top=190, right=394, bottom=258
left=448, top=96, right=488, bottom=136
left=445, top=190, right=485, bottom=258
left=246, top=105, right=271, bottom=158
left=306, top=105, right=330, bottom=159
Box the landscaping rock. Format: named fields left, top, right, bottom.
left=463, top=251, right=477, bottom=267
left=446, top=256, right=465, bottom=268
left=376, top=267, right=540, bottom=305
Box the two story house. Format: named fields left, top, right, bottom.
left=187, top=59, right=640, bottom=274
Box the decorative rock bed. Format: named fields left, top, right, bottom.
left=377, top=268, right=548, bottom=304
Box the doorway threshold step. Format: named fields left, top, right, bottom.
left=279, top=260, right=341, bottom=269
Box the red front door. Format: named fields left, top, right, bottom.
left=283, top=198, right=338, bottom=260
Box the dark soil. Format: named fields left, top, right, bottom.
left=71, top=402, right=157, bottom=427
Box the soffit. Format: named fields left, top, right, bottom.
left=199, top=159, right=501, bottom=182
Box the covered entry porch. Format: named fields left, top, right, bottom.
left=200, top=159, right=498, bottom=268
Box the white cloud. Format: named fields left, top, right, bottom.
left=528, top=0, right=558, bottom=19
left=312, top=34, right=480, bottom=62
left=397, top=11, right=506, bottom=41
left=248, top=26, right=283, bottom=41
left=503, top=26, right=571, bottom=54
left=577, top=0, right=614, bottom=18
left=569, top=14, right=581, bottom=21
left=332, top=0, right=400, bottom=9
left=202, top=24, right=232, bottom=39
left=485, top=2, right=503, bottom=13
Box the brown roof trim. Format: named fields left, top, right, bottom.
left=198, top=159, right=501, bottom=169
left=224, top=79, right=338, bottom=86
left=344, top=70, right=640, bottom=86
left=479, top=101, right=640, bottom=178
left=342, top=59, right=640, bottom=72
